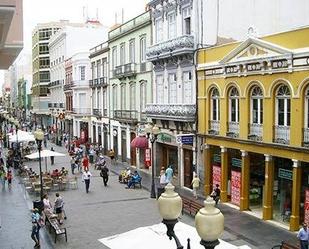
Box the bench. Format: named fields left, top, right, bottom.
left=45, top=215, right=67, bottom=243
left=181, top=196, right=203, bottom=216
left=271, top=241, right=299, bottom=249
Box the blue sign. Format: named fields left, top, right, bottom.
left=181, top=135, right=193, bottom=145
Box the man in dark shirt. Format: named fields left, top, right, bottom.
left=100, top=165, right=109, bottom=187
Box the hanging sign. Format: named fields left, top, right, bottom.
left=145, top=148, right=151, bottom=168
left=212, top=165, right=221, bottom=189
left=231, top=170, right=241, bottom=206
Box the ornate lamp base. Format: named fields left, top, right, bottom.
left=162, top=219, right=184, bottom=249
left=200, top=239, right=220, bottom=249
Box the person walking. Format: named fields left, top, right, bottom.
left=297, top=222, right=309, bottom=249
left=70, top=156, right=76, bottom=175
left=100, top=164, right=109, bottom=187
left=165, top=165, right=173, bottom=183
left=191, top=174, right=200, bottom=199
left=54, top=193, right=64, bottom=224
left=6, top=170, right=12, bottom=188
left=82, top=169, right=92, bottom=193
left=31, top=208, right=41, bottom=248
left=211, top=184, right=221, bottom=205
left=50, top=147, right=55, bottom=165
left=82, top=155, right=89, bottom=171
left=159, top=167, right=167, bottom=188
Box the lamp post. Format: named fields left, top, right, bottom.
left=67, top=115, right=73, bottom=152
left=34, top=128, right=44, bottom=200
left=145, top=124, right=160, bottom=199
left=158, top=184, right=224, bottom=249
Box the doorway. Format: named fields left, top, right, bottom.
left=184, top=149, right=193, bottom=188
left=130, top=132, right=136, bottom=166
left=121, top=130, right=127, bottom=162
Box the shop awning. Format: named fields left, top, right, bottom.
left=130, top=136, right=148, bottom=149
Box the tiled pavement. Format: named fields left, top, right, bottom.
left=0, top=141, right=299, bottom=249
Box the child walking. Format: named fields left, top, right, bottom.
left=191, top=174, right=200, bottom=199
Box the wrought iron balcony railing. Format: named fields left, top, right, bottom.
left=274, top=125, right=290, bottom=144
left=248, top=123, right=263, bottom=141
left=208, top=120, right=220, bottom=135
left=114, top=110, right=138, bottom=123
left=226, top=122, right=239, bottom=138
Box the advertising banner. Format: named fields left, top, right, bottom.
left=212, top=165, right=221, bottom=189
left=305, top=189, right=309, bottom=224
left=231, top=171, right=241, bottom=206
left=145, top=148, right=151, bottom=168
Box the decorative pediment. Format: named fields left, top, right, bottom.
left=220, top=37, right=292, bottom=64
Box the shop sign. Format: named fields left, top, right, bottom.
left=278, top=168, right=293, bottom=181
left=145, top=148, right=151, bottom=168
left=231, top=171, right=241, bottom=206
left=176, top=134, right=194, bottom=145
left=213, top=154, right=221, bottom=164
left=305, top=189, right=309, bottom=224
left=158, top=133, right=174, bottom=143
left=212, top=165, right=221, bottom=189
left=232, top=158, right=242, bottom=168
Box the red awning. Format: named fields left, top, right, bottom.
left=130, top=136, right=148, bottom=149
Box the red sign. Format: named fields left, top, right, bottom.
left=305, top=189, right=309, bottom=224
left=212, top=165, right=221, bottom=189
left=231, top=171, right=241, bottom=206
left=145, top=148, right=151, bottom=168
left=81, top=130, right=85, bottom=140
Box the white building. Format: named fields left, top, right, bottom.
left=48, top=23, right=108, bottom=141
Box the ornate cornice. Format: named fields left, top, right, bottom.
left=145, top=104, right=196, bottom=121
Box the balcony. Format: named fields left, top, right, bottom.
left=90, top=77, right=107, bottom=87
left=103, top=109, right=108, bottom=117
left=93, top=108, right=102, bottom=117
left=114, top=110, right=138, bottom=123
left=124, top=63, right=136, bottom=77
left=48, top=103, right=52, bottom=108
left=274, top=125, right=290, bottom=144
left=114, top=66, right=123, bottom=78
left=248, top=123, right=263, bottom=141
left=72, top=108, right=91, bottom=115
left=145, top=104, right=196, bottom=122
left=59, top=103, right=64, bottom=109
left=303, top=128, right=309, bottom=148
left=226, top=122, right=239, bottom=138
left=50, top=80, right=61, bottom=87
left=208, top=120, right=220, bottom=135
left=53, top=103, right=58, bottom=108
left=140, top=112, right=147, bottom=122
left=146, top=35, right=194, bottom=61
left=63, top=83, right=74, bottom=91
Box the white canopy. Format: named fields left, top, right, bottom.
left=98, top=222, right=251, bottom=249
left=9, top=130, right=35, bottom=143
left=25, top=149, right=65, bottom=159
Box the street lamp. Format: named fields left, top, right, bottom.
left=158, top=184, right=224, bottom=249
left=34, top=128, right=44, bottom=200
left=67, top=115, right=73, bottom=152
left=145, top=123, right=160, bottom=199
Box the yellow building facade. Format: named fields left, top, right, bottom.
left=197, top=27, right=309, bottom=231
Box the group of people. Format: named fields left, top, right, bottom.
left=0, top=165, right=12, bottom=189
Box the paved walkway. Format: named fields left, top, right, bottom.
left=0, top=141, right=300, bottom=249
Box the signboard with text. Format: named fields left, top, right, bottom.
left=278, top=168, right=293, bottom=181
left=212, top=165, right=221, bottom=189
left=231, top=171, right=241, bottom=206
left=145, top=148, right=151, bottom=168
left=176, top=134, right=194, bottom=145
left=305, top=189, right=309, bottom=224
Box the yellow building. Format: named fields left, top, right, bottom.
left=197, top=27, right=309, bottom=231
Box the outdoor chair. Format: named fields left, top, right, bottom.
left=69, top=176, right=78, bottom=190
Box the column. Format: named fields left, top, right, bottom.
left=240, top=150, right=250, bottom=211
left=263, top=154, right=274, bottom=220
left=220, top=146, right=228, bottom=202
left=290, top=159, right=302, bottom=231
left=204, top=144, right=212, bottom=196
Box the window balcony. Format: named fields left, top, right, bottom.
left=114, top=66, right=123, bottom=78
left=303, top=128, right=309, bottom=148
left=140, top=112, right=147, bottom=122
left=226, top=122, right=239, bottom=138
left=145, top=103, right=195, bottom=122
left=72, top=108, right=91, bottom=115
left=59, top=103, right=64, bottom=108
left=63, top=83, right=74, bottom=91
left=48, top=103, right=52, bottom=108
left=146, top=35, right=195, bottom=61
left=114, top=110, right=138, bottom=123
left=93, top=108, right=102, bottom=117
left=248, top=123, right=263, bottom=141
left=274, top=125, right=290, bottom=144
left=90, top=77, right=107, bottom=88
left=208, top=120, right=220, bottom=135
left=103, top=109, right=108, bottom=117
left=53, top=103, right=58, bottom=108
left=124, top=63, right=136, bottom=77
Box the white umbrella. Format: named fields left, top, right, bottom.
left=26, top=149, right=66, bottom=172
left=9, top=130, right=35, bottom=143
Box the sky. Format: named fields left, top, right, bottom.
left=0, top=0, right=148, bottom=91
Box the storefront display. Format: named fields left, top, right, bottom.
left=231, top=170, right=241, bottom=206
left=213, top=165, right=221, bottom=189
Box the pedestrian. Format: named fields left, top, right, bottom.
left=70, top=156, right=76, bottom=174
left=100, top=164, right=109, bottom=187
left=6, top=170, right=12, bottom=188
left=50, top=147, right=54, bottom=165
left=210, top=184, right=221, bottom=205
left=82, top=155, right=89, bottom=171
left=191, top=174, right=200, bottom=199
left=109, top=149, right=115, bottom=164
left=159, top=167, right=167, bottom=188
left=0, top=166, right=6, bottom=189
left=43, top=194, right=53, bottom=218
left=82, top=169, right=92, bottom=193
left=31, top=208, right=42, bottom=248
left=165, top=165, right=173, bottom=183
left=297, top=222, right=309, bottom=249
left=54, top=193, right=64, bottom=224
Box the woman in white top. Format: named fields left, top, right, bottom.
left=43, top=194, right=53, bottom=218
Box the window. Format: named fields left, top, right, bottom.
left=129, top=39, right=135, bottom=63
left=168, top=12, right=176, bottom=39
left=140, top=82, right=147, bottom=111
left=183, top=71, right=192, bottom=103
left=168, top=73, right=177, bottom=103
left=182, top=6, right=191, bottom=35
left=120, top=43, right=125, bottom=65
left=211, top=88, right=220, bottom=121
left=229, top=87, right=239, bottom=122
left=97, top=60, right=101, bottom=78
left=102, top=59, right=107, bottom=77
left=156, top=75, right=164, bottom=103
left=121, top=84, right=126, bottom=110
left=91, top=62, right=96, bottom=79
left=140, top=37, right=146, bottom=63
left=112, top=86, right=117, bottom=111
left=97, top=89, right=101, bottom=109
left=103, top=89, right=107, bottom=111
left=250, top=86, right=263, bottom=124
left=79, top=66, right=85, bottom=80
left=112, top=47, right=117, bottom=69
left=155, top=19, right=163, bottom=43
left=92, top=89, right=96, bottom=109
left=130, top=83, right=136, bottom=111
left=276, top=85, right=290, bottom=126
left=39, top=58, right=50, bottom=68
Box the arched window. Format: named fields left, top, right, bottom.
left=229, top=87, right=239, bottom=122
left=210, top=88, right=220, bottom=121
left=250, top=86, right=263, bottom=124
left=276, top=85, right=290, bottom=126
left=305, top=87, right=309, bottom=128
